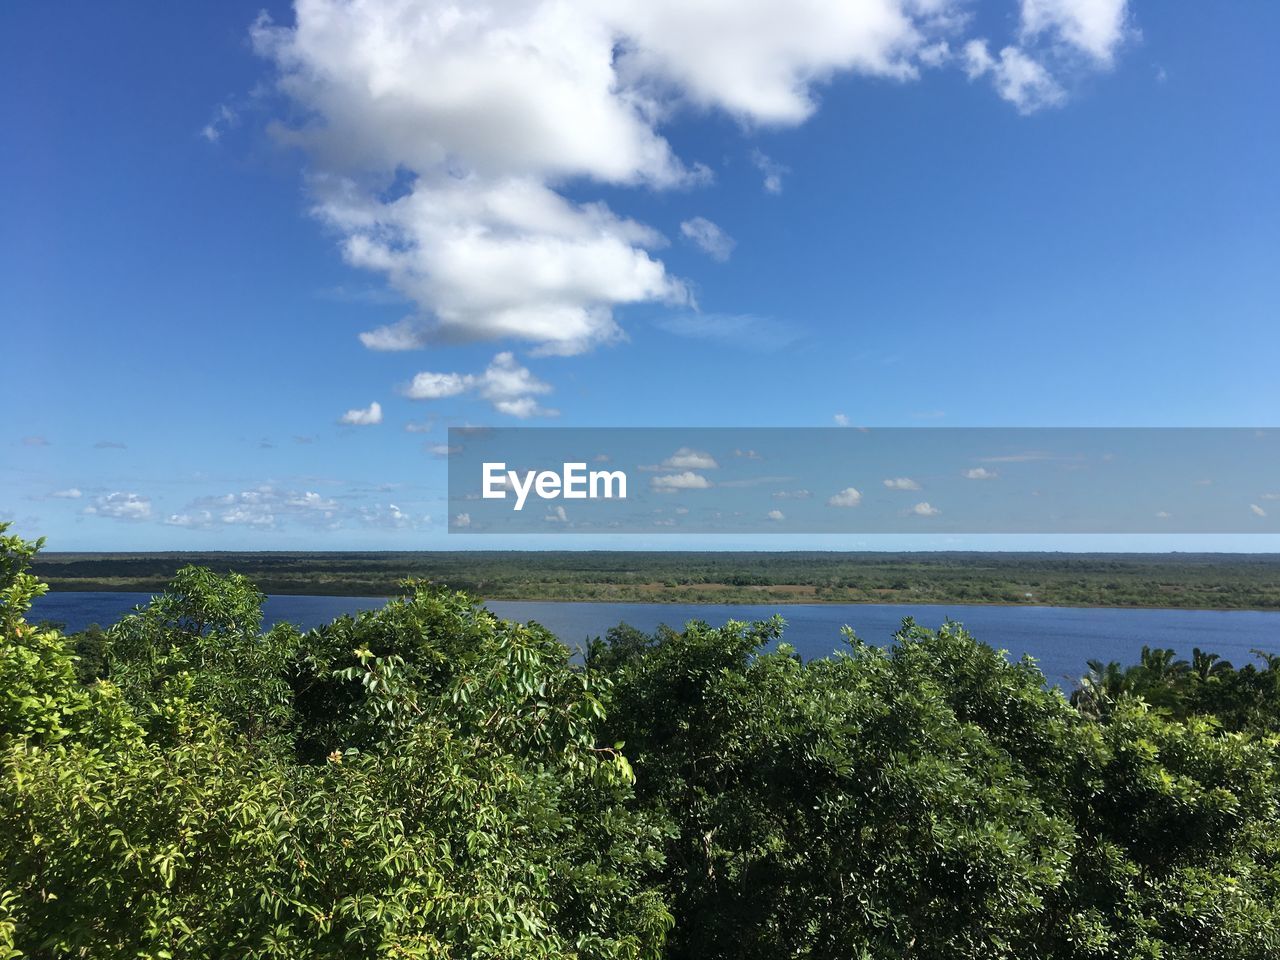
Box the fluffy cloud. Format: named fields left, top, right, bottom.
left=50, top=488, right=83, bottom=499
left=883, top=477, right=920, bottom=490
left=827, top=487, right=862, bottom=507
left=254, top=0, right=1100, bottom=364
left=651, top=471, right=712, bottom=492
left=833, top=413, right=851, bottom=427
left=405, top=352, right=556, bottom=418
left=1251, top=504, right=1268, bottom=518
left=767, top=509, right=785, bottom=522
left=680, top=217, right=735, bottom=262
left=962, top=40, right=1064, bottom=114
left=83, top=492, right=151, bottom=521
left=964, top=466, right=999, bottom=480
left=453, top=512, right=472, bottom=529
left=662, top=447, right=719, bottom=470
left=912, top=501, right=941, bottom=516
left=1019, top=0, right=1130, bottom=65
left=339, top=401, right=383, bottom=425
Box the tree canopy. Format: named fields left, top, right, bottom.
left=3, top=522, right=1279, bottom=958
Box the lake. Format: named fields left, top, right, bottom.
left=30, top=591, right=1280, bottom=686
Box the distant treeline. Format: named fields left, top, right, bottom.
left=33, top=549, right=1280, bottom=608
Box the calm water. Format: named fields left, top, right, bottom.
left=31, top=592, right=1280, bottom=686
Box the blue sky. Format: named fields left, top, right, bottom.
left=3, top=1, right=1278, bottom=551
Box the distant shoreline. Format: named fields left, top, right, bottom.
left=30, top=549, right=1280, bottom=613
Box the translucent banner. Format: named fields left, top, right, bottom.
left=445, top=428, right=1279, bottom=534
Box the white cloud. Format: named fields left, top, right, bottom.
left=50, top=488, right=83, bottom=499
left=405, top=352, right=556, bottom=418
left=680, top=217, right=735, bottom=262
left=767, top=509, right=785, bottom=522
left=248, top=0, right=1132, bottom=379
left=453, top=512, right=472, bottom=528
left=750, top=150, right=788, bottom=194
left=772, top=489, right=812, bottom=500
left=339, top=400, right=383, bottom=425
left=357, top=503, right=429, bottom=529
left=883, top=477, right=920, bottom=490
left=83, top=492, right=152, bottom=522
left=1261, top=493, right=1280, bottom=501
left=1019, top=0, right=1130, bottom=65
left=404, top=420, right=434, bottom=433
left=962, top=40, right=1064, bottom=114
left=165, top=511, right=214, bottom=528
left=201, top=103, right=239, bottom=143
left=404, top=371, right=473, bottom=399
left=177, top=486, right=343, bottom=530
left=964, top=466, right=998, bottom=480
left=911, top=501, right=941, bottom=516
left=1155, top=511, right=1172, bottom=519
left=1251, top=504, right=1268, bottom=518
left=651, top=471, right=712, bottom=492
left=663, top=447, right=719, bottom=470
left=544, top=505, right=569, bottom=523
left=252, top=0, right=1066, bottom=362
left=827, top=487, right=862, bottom=508
left=833, top=413, right=851, bottom=427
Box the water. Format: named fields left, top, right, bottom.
left=31, top=592, right=1280, bottom=686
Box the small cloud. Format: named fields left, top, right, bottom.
left=1156, top=511, right=1172, bottom=519
left=827, top=487, right=862, bottom=508
left=911, top=501, right=941, bottom=517
left=544, top=505, right=569, bottom=524
left=964, top=467, right=998, bottom=480
left=1194, top=479, right=1214, bottom=487
left=680, top=216, right=735, bottom=262
left=428, top=444, right=461, bottom=459
left=883, top=477, right=920, bottom=491
left=1251, top=504, right=1268, bottom=518
left=651, top=471, right=712, bottom=492
left=663, top=447, right=718, bottom=470
left=833, top=413, right=850, bottom=427
left=94, top=440, right=127, bottom=449
left=293, top=435, right=317, bottom=444
left=404, top=420, right=434, bottom=434
left=50, top=488, right=83, bottom=500
left=593, top=453, right=611, bottom=463
left=404, top=353, right=556, bottom=418
left=734, top=448, right=762, bottom=460
left=1261, top=493, right=1280, bottom=501
left=453, top=512, right=472, bottom=529
left=200, top=103, right=239, bottom=142
left=750, top=149, right=787, bottom=194
left=961, top=40, right=1065, bottom=115
left=772, top=489, right=812, bottom=500
left=83, top=492, right=152, bottom=522
left=22, top=436, right=49, bottom=447
left=165, top=511, right=214, bottom=529
left=766, top=509, right=785, bottom=522
left=339, top=401, right=383, bottom=426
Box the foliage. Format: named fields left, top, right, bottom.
left=4, top=521, right=1280, bottom=958
left=1, top=525, right=669, bottom=958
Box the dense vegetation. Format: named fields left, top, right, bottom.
left=32, top=549, right=1280, bottom=609
left=6, top=522, right=1280, bottom=957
